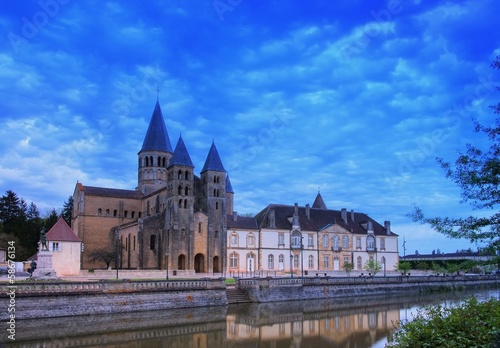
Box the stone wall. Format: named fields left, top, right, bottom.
left=0, top=278, right=226, bottom=320
left=237, top=275, right=500, bottom=302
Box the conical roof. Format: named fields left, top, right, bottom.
left=226, top=174, right=234, bottom=193
left=169, top=135, right=194, bottom=168
left=312, top=192, right=327, bottom=209
left=201, top=141, right=226, bottom=173
left=140, top=100, right=173, bottom=153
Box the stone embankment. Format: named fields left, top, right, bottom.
left=0, top=275, right=498, bottom=319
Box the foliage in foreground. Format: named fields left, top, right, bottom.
left=386, top=297, right=500, bottom=348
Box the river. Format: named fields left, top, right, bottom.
left=5, top=288, right=499, bottom=347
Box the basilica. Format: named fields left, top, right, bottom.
left=72, top=100, right=399, bottom=275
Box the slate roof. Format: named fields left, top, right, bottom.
left=255, top=204, right=397, bottom=236
left=201, top=141, right=226, bottom=173
left=46, top=218, right=82, bottom=242
left=227, top=214, right=259, bottom=230
left=312, top=192, right=327, bottom=209
left=226, top=175, right=234, bottom=193
left=169, top=135, right=194, bottom=168
left=140, top=100, right=173, bottom=153
left=77, top=183, right=143, bottom=199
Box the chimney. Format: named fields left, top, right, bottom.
left=341, top=208, right=347, bottom=224
left=350, top=209, right=355, bottom=222
left=269, top=209, right=275, bottom=228
left=384, top=220, right=391, bottom=235
left=305, top=204, right=310, bottom=219
left=292, top=203, right=300, bottom=228
left=233, top=211, right=238, bottom=222
left=294, top=203, right=298, bottom=215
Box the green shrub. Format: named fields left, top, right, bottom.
left=386, top=297, right=500, bottom=348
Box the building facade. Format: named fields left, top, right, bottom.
left=72, top=100, right=399, bottom=275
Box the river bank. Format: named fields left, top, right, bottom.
left=0, top=275, right=498, bottom=320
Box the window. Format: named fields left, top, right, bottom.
left=150, top=235, right=156, bottom=251
left=230, top=253, right=238, bottom=268
left=323, top=234, right=329, bottom=248
left=294, top=255, right=299, bottom=268
left=268, top=254, right=274, bottom=269
left=344, top=256, right=350, bottom=265
left=97, top=208, right=102, bottom=216
left=214, top=230, right=218, bottom=238
left=356, top=237, right=361, bottom=249
left=333, top=235, right=339, bottom=251
left=185, top=187, right=189, bottom=195
left=230, top=233, right=238, bottom=245
left=308, top=234, right=313, bottom=247
left=113, top=210, right=117, bottom=217
left=367, top=235, right=375, bottom=251
left=215, top=202, right=219, bottom=210
left=323, top=256, right=329, bottom=268
left=247, top=234, right=254, bottom=246
left=184, top=171, right=189, bottom=180
left=291, top=231, right=301, bottom=248
left=131, top=211, right=135, bottom=218
left=278, top=254, right=284, bottom=270
left=198, top=222, right=202, bottom=234
left=357, top=256, right=362, bottom=270
left=124, top=210, right=128, bottom=218
left=308, top=255, right=314, bottom=269
left=106, top=209, right=110, bottom=216
left=343, top=235, right=349, bottom=249
left=133, top=236, right=136, bottom=251
left=180, top=229, right=185, bottom=239
left=278, top=233, right=285, bottom=246
left=178, top=185, right=182, bottom=195
left=380, top=238, right=386, bottom=250
left=51, top=242, right=60, bottom=252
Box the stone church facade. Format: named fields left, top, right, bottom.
left=72, top=100, right=399, bottom=275
left=73, top=100, right=231, bottom=275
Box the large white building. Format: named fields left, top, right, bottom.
left=227, top=193, right=399, bottom=276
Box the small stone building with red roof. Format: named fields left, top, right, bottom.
left=46, top=218, right=82, bottom=276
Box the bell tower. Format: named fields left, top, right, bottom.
left=138, top=100, right=173, bottom=195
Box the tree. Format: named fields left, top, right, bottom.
left=415, top=261, right=429, bottom=272
left=0, top=190, right=26, bottom=237
left=61, top=195, right=73, bottom=226
left=343, top=262, right=353, bottom=276
left=364, top=259, right=382, bottom=276
left=44, top=208, right=59, bottom=231
left=88, top=249, right=116, bottom=269
left=396, top=261, right=411, bottom=275
left=409, top=57, right=500, bottom=255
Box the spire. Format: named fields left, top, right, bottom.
left=201, top=141, right=226, bottom=173
left=226, top=174, right=234, bottom=193
left=169, top=135, right=194, bottom=167
left=312, top=191, right=327, bottom=209
left=141, top=100, right=173, bottom=153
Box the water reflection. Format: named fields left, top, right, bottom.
left=4, top=289, right=499, bottom=348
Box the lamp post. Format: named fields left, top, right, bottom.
left=115, top=227, right=120, bottom=280
left=301, top=240, right=304, bottom=278
left=383, top=258, right=386, bottom=277
left=165, top=251, right=169, bottom=280
left=290, top=254, right=293, bottom=278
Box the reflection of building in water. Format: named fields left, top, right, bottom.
left=226, top=307, right=399, bottom=347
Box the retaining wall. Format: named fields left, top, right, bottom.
left=237, top=275, right=500, bottom=302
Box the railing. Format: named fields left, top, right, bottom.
left=0, top=278, right=226, bottom=296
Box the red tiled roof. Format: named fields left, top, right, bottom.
left=46, top=218, right=82, bottom=242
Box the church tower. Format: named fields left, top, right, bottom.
left=137, top=101, right=173, bottom=195
left=165, top=135, right=195, bottom=271
left=200, top=141, right=227, bottom=273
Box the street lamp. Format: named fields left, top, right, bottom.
left=290, top=254, right=293, bottom=278
left=165, top=251, right=169, bottom=280
left=301, top=240, right=304, bottom=278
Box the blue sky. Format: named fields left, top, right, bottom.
left=1, top=1, right=499, bottom=254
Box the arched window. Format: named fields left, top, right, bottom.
left=145, top=156, right=149, bottom=167
left=97, top=208, right=102, bottom=216
left=198, top=222, right=202, bottom=234
left=178, top=170, right=182, bottom=179
left=215, top=202, right=219, bottom=210
left=268, top=254, right=274, bottom=269
left=213, top=176, right=217, bottom=183
left=357, top=256, right=362, bottom=270
left=157, top=157, right=161, bottom=166
left=213, top=189, right=217, bottom=196
left=308, top=255, right=314, bottom=269
left=184, top=199, right=187, bottom=209
left=162, top=157, right=166, bottom=167
left=113, top=210, right=117, bottom=217
left=367, top=235, right=375, bottom=251
left=291, top=231, right=301, bottom=248
left=333, top=235, right=339, bottom=250
left=149, top=156, right=153, bottom=166
left=179, top=199, right=182, bottom=208
left=131, top=211, right=135, bottom=218
left=138, top=212, right=142, bottom=218
left=105, top=209, right=110, bottom=216
left=214, top=230, right=218, bottom=238
left=230, top=233, right=238, bottom=245
left=185, top=186, right=189, bottom=195
left=185, top=171, right=189, bottom=180
left=124, top=210, right=128, bottom=218
left=150, top=235, right=156, bottom=251
left=178, top=185, right=182, bottom=195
